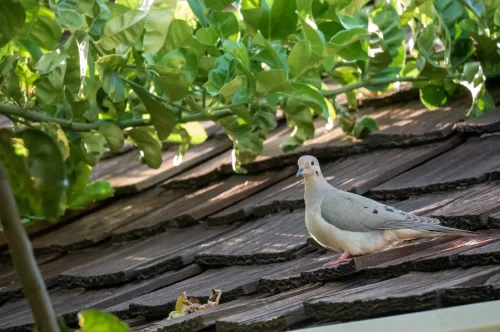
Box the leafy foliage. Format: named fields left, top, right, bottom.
left=78, top=310, right=130, bottom=332
left=1, top=0, right=500, bottom=222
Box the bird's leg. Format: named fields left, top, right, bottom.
left=323, top=252, right=353, bottom=267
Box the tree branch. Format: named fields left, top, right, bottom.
left=0, top=164, right=60, bottom=332
left=0, top=104, right=233, bottom=132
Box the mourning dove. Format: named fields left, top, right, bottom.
left=297, top=155, right=477, bottom=267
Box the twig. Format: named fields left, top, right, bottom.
left=0, top=164, right=60, bottom=332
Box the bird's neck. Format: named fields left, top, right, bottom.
left=303, top=172, right=329, bottom=206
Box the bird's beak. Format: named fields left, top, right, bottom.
left=296, top=168, right=303, bottom=177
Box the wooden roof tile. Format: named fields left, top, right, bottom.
left=59, top=224, right=238, bottom=288
left=90, top=135, right=232, bottom=195
left=127, top=262, right=327, bottom=319
left=0, top=265, right=202, bottom=332
left=112, top=167, right=296, bottom=242
left=195, top=210, right=311, bottom=267
left=207, top=137, right=463, bottom=225
left=304, top=266, right=500, bottom=323
left=30, top=187, right=189, bottom=253
left=371, top=135, right=500, bottom=199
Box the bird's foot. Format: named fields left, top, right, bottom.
left=323, top=252, right=353, bottom=267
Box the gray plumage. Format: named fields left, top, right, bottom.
left=296, top=155, right=476, bottom=260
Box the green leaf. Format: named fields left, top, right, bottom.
left=18, top=1, right=62, bottom=50
left=0, top=128, right=68, bottom=219
left=78, top=309, right=130, bottom=332
left=282, top=99, right=314, bottom=152
left=185, top=96, right=206, bottom=114
left=80, top=132, right=106, bottom=163
left=206, top=11, right=239, bottom=39
left=299, top=16, right=325, bottom=55
left=187, top=0, right=208, bottom=27
left=495, top=7, right=500, bottom=25
left=256, top=70, right=289, bottom=94
left=351, top=116, right=378, bottom=139
left=98, top=9, right=146, bottom=50
left=460, top=61, right=494, bottom=117
left=0, top=0, right=26, bottom=48
left=222, top=40, right=250, bottom=68
left=68, top=180, right=114, bottom=210
left=126, top=128, right=162, bottom=168
left=269, top=0, right=297, bottom=40
left=98, top=123, right=125, bottom=152
left=241, top=7, right=270, bottom=38
left=459, top=0, right=486, bottom=19
left=251, top=32, right=289, bottom=70
left=128, top=83, right=178, bottom=140
left=52, top=2, right=84, bottom=30
left=167, top=122, right=208, bottom=144
left=420, top=84, right=448, bottom=110
left=143, top=0, right=177, bottom=54
left=154, top=48, right=198, bottom=101
left=96, top=55, right=127, bottom=103
left=164, top=19, right=192, bottom=53
left=279, top=83, right=328, bottom=119
left=203, top=0, right=233, bottom=10
left=288, top=40, right=312, bottom=77
left=218, top=76, right=244, bottom=103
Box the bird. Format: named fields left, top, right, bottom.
left=296, top=155, right=478, bottom=267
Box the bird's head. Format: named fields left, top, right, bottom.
left=296, top=155, right=321, bottom=178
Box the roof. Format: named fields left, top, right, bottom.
left=2, top=84, right=500, bottom=332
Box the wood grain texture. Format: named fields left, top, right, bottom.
left=207, top=137, right=463, bottom=225
left=30, top=187, right=188, bottom=253
left=371, top=136, right=500, bottom=199
left=196, top=210, right=311, bottom=267
left=91, top=135, right=232, bottom=195
left=0, top=265, right=202, bottom=332
left=59, top=224, right=238, bottom=288
left=216, top=280, right=374, bottom=332
left=127, top=261, right=330, bottom=319
left=304, top=266, right=500, bottom=323
left=112, top=167, right=297, bottom=242
left=454, top=107, right=500, bottom=134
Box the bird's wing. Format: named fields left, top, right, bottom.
left=320, top=189, right=473, bottom=235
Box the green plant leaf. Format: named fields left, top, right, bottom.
left=241, top=7, right=270, bottom=38
left=126, top=128, right=162, bottom=168
left=495, top=7, right=500, bottom=26
left=96, top=55, right=127, bottom=103
left=128, top=83, right=178, bottom=140
left=52, top=2, right=84, bottom=30
left=288, top=41, right=312, bottom=78
left=282, top=99, right=314, bottom=152
left=0, top=0, right=26, bottom=48
left=420, top=84, right=448, bottom=109
left=256, top=69, right=289, bottom=94
left=187, top=0, right=208, bottom=26
left=98, top=9, right=146, bottom=50
left=0, top=128, right=68, bottom=219
left=203, top=0, right=233, bottom=10
left=270, top=0, right=297, bottom=40
left=164, top=19, right=192, bottom=52
left=206, top=10, right=239, bottom=39
left=78, top=309, right=130, bottom=332
left=222, top=40, right=250, bottom=68
left=351, top=116, right=378, bottom=139
left=18, top=0, right=62, bottom=50
left=299, top=16, right=325, bottom=55
left=143, top=0, right=177, bottom=54
left=251, top=32, right=289, bottom=70
left=167, top=122, right=208, bottom=144
left=68, top=180, right=114, bottom=210
left=279, top=83, right=328, bottom=119
left=98, top=123, right=125, bottom=152
left=460, top=61, right=494, bottom=117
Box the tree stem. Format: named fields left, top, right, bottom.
left=0, top=164, right=60, bottom=332
left=0, top=104, right=233, bottom=131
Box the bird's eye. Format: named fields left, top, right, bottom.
left=311, top=161, right=315, bottom=166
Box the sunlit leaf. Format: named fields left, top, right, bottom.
left=78, top=310, right=130, bottom=332
left=0, top=0, right=26, bottom=48
left=126, top=127, right=162, bottom=168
